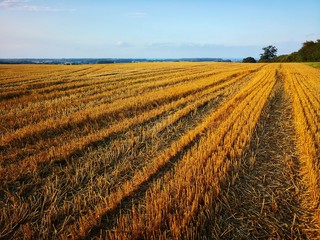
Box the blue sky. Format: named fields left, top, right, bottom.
left=0, top=0, right=319, bottom=58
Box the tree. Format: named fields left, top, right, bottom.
left=242, top=57, right=256, bottom=63
left=259, top=45, right=277, bottom=62
left=273, top=54, right=289, bottom=62
left=272, top=40, right=320, bottom=62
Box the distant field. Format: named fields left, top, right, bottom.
left=305, top=62, right=320, bottom=69
left=0, top=62, right=319, bottom=239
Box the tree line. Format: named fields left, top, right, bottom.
left=243, top=39, right=320, bottom=63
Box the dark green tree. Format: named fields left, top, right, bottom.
left=259, top=45, right=277, bottom=62
left=299, top=40, right=320, bottom=61
left=272, top=39, right=320, bottom=62
left=242, top=57, right=256, bottom=63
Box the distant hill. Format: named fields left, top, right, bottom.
left=274, top=40, right=320, bottom=62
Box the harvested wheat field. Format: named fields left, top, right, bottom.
left=0, top=62, right=319, bottom=239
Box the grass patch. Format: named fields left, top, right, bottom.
left=305, top=62, right=320, bottom=69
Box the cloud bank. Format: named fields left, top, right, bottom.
left=0, top=0, right=67, bottom=12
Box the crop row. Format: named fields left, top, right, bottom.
left=66, top=65, right=277, bottom=239
left=283, top=64, right=320, bottom=227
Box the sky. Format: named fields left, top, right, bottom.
left=0, top=0, right=319, bottom=59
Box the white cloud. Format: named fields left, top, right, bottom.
left=0, top=0, right=68, bottom=12
left=130, top=12, right=146, bottom=18
left=0, top=0, right=26, bottom=8
left=141, top=41, right=263, bottom=58
left=115, top=41, right=131, bottom=47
